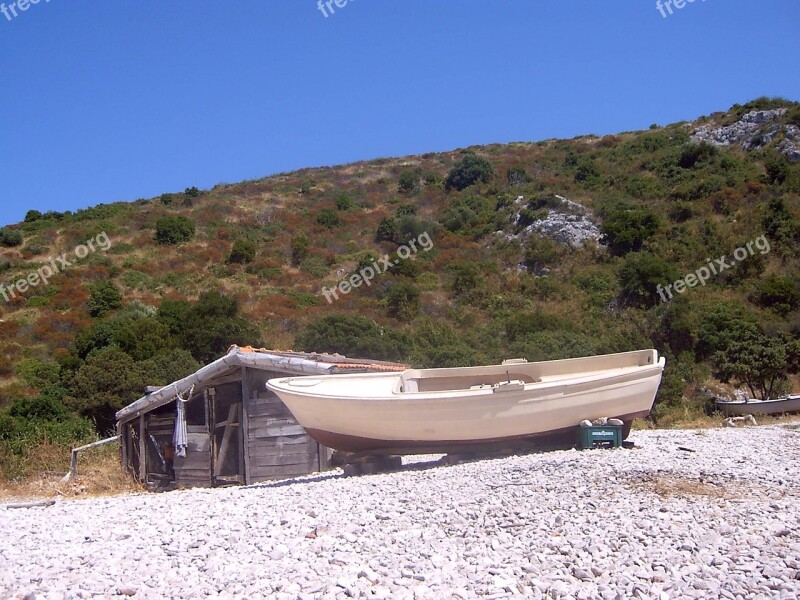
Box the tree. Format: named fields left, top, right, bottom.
left=178, top=291, right=260, bottom=363
left=66, top=346, right=146, bottom=433
left=111, top=317, right=173, bottom=362
left=155, top=216, right=195, bottom=245
left=601, top=208, right=661, bottom=256
left=24, top=210, right=42, bottom=223
left=87, top=281, right=123, bottom=318
left=227, top=239, right=257, bottom=264
left=713, top=331, right=799, bottom=400
left=618, top=252, right=679, bottom=308
left=445, top=153, right=495, bottom=191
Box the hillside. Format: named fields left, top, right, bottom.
left=1, top=97, right=800, bottom=478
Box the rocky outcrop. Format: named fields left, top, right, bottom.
left=692, top=109, right=800, bottom=161
left=505, top=194, right=603, bottom=248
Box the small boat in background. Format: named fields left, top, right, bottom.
left=267, top=349, right=665, bottom=454
left=716, top=395, right=800, bottom=417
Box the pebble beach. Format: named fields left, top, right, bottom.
left=2, top=422, right=800, bottom=600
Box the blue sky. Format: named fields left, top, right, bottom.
left=1, top=0, right=798, bottom=227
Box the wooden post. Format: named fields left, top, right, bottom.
left=68, top=435, right=120, bottom=479
left=138, top=414, right=146, bottom=482
left=215, top=404, right=238, bottom=471
left=118, top=422, right=127, bottom=472
left=240, top=367, right=251, bottom=485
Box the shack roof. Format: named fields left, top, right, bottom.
left=115, top=346, right=406, bottom=423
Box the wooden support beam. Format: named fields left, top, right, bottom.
left=240, top=367, right=251, bottom=485
left=215, top=403, right=239, bottom=471
left=138, top=414, right=146, bottom=482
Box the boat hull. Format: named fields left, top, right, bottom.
left=267, top=350, right=665, bottom=454
left=716, top=395, right=800, bottom=417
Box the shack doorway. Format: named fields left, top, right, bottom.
left=209, top=387, right=243, bottom=485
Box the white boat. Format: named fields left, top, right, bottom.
left=716, top=395, right=800, bottom=417
left=266, top=349, right=665, bottom=454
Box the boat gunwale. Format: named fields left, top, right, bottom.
left=267, top=359, right=665, bottom=402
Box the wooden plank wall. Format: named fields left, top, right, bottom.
left=174, top=425, right=212, bottom=488
left=245, top=369, right=322, bottom=482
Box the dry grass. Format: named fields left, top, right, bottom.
left=633, top=474, right=738, bottom=500
left=0, top=444, right=143, bottom=502
left=633, top=413, right=800, bottom=432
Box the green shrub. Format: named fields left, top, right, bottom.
left=505, top=311, right=574, bottom=342
left=398, top=170, right=419, bottom=194
left=24, top=210, right=42, bottom=223
left=445, top=153, right=495, bottom=191
left=26, top=296, right=49, bottom=308
left=448, top=262, right=481, bottom=298
left=154, top=216, right=195, bottom=245
left=407, top=319, right=481, bottom=368
left=296, top=314, right=408, bottom=362
left=668, top=202, right=694, bottom=223
left=678, top=142, right=719, bottom=169
left=335, top=194, right=355, bottom=211
left=376, top=218, right=400, bottom=244
left=752, top=275, right=800, bottom=315
left=316, top=208, right=342, bottom=229
left=87, top=281, right=123, bottom=318
left=0, top=228, right=23, bottom=247
left=388, top=256, right=421, bottom=278
left=601, top=207, right=661, bottom=256
left=765, top=155, right=789, bottom=185
left=787, top=105, right=800, bottom=127
left=440, top=193, right=494, bottom=238
left=385, top=282, right=420, bottom=320
left=506, top=166, right=530, bottom=186
left=168, top=291, right=260, bottom=363
left=523, top=237, right=561, bottom=273
left=395, top=204, right=417, bottom=217
left=227, top=239, right=257, bottom=264
left=574, top=157, right=602, bottom=185
left=300, top=256, right=329, bottom=277
left=509, top=330, right=598, bottom=362
left=618, top=252, right=679, bottom=308
left=763, top=196, right=800, bottom=252
left=290, top=235, right=311, bottom=265
left=15, top=358, right=61, bottom=390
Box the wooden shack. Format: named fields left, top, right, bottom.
left=115, top=346, right=406, bottom=489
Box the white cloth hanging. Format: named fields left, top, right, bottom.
left=172, top=384, right=194, bottom=458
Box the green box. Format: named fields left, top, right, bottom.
left=576, top=425, right=623, bottom=450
